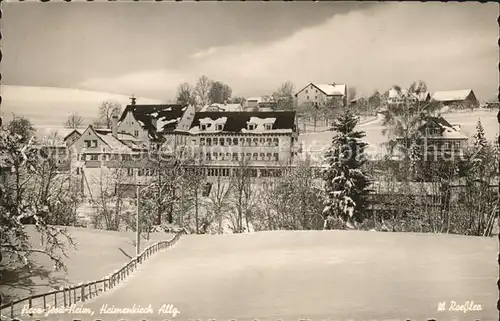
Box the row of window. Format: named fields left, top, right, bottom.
left=204, top=152, right=279, bottom=162
left=200, top=137, right=280, bottom=147
left=81, top=154, right=135, bottom=161
left=200, top=123, right=272, bottom=131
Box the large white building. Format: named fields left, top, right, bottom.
left=295, top=83, right=347, bottom=108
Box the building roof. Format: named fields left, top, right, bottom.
left=187, top=111, right=296, bottom=134
left=63, top=129, right=82, bottom=141
left=431, top=90, right=474, bottom=102
left=200, top=103, right=243, bottom=112
left=418, top=116, right=469, bottom=140
left=296, top=83, right=347, bottom=97
left=118, top=104, right=189, bottom=134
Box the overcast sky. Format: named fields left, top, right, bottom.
left=2, top=2, right=498, bottom=101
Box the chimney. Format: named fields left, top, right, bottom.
left=130, top=95, right=137, bottom=106
left=111, top=115, right=118, bottom=137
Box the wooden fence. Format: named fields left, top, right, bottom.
left=0, top=230, right=186, bottom=320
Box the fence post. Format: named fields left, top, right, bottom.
left=29, top=296, right=32, bottom=308
left=10, top=302, right=14, bottom=318
left=81, top=285, right=85, bottom=302
left=43, top=295, right=47, bottom=310
left=68, top=287, right=72, bottom=305
left=54, top=291, right=57, bottom=307
left=63, top=288, right=67, bottom=306
left=74, top=286, right=77, bottom=303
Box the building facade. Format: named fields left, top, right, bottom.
left=295, top=83, right=347, bottom=108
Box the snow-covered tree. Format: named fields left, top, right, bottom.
left=322, top=110, right=371, bottom=227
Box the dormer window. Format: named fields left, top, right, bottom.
left=201, top=124, right=207, bottom=131
left=264, top=124, right=272, bottom=130
left=216, top=124, right=223, bottom=131
left=248, top=124, right=256, bottom=130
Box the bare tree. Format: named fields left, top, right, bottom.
left=98, top=101, right=122, bottom=129
left=207, top=174, right=233, bottom=234
left=176, top=82, right=197, bottom=106
left=208, top=81, right=232, bottom=104
left=272, top=81, right=296, bottom=110
left=228, top=159, right=257, bottom=233
left=194, top=75, right=213, bottom=107
left=64, top=113, right=85, bottom=129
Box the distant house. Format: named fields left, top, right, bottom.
left=200, top=103, right=243, bottom=112
left=387, top=88, right=431, bottom=106
left=63, top=129, right=82, bottom=147
left=431, top=89, right=479, bottom=109
left=396, top=115, right=468, bottom=160
left=295, top=83, right=347, bottom=108
left=243, top=97, right=277, bottom=111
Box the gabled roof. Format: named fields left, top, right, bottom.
left=63, top=129, right=82, bottom=141
left=295, top=83, right=347, bottom=97
left=187, top=111, right=296, bottom=134
left=431, top=90, right=475, bottom=102
left=118, top=104, right=189, bottom=133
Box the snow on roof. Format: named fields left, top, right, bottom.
left=388, top=88, right=429, bottom=101
left=157, top=117, right=181, bottom=132
left=200, top=104, right=242, bottom=112
left=246, top=97, right=262, bottom=102
left=314, top=84, right=346, bottom=96
left=95, top=131, right=133, bottom=152
left=432, top=90, right=473, bottom=102
left=442, top=129, right=468, bottom=139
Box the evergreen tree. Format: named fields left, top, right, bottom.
left=471, top=119, right=489, bottom=172
left=322, top=110, right=371, bottom=227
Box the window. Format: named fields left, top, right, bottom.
left=90, top=155, right=98, bottom=161
left=240, top=153, right=245, bottom=160
left=85, top=140, right=91, bottom=148
left=444, top=142, right=450, bottom=150
left=253, top=138, right=259, bottom=146
left=227, top=138, right=232, bottom=146
left=264, top=124, right=272, bottom=130
left=315, top=96, right=317, bottom=99
left=259, top=138, right=265, bottom=145
left=239, top=138, right=245, bottom=145
left=213, top=152, right=218, bottom=160
left=213, top=137, right=218, bottom=146
left=273, top=138, right=279, bottom=146
left=220, top=138, right=225, bottom=146
left=207, top=138, right=212, bottom=146
left=259, top=153, right=265, bottom=160
left=253, top=153, right=258, bottom=161
left=248, top=124, right=256, bottom=130
left=246, top=153, right=251, bottom=160
left=266, top=138, right=272, bottom=146
left=216, top=124, right=224, bottom=131
left=200, top=138, right=206, bottom=146
left=220, top=153, right=225, bottom=160
left=226, top=152, right=231, bottom=160
left=273, top=153, right=279, bottom=161
left=201, top=124, right=207, bottom=131
left=134, top=130, right=139, bottom=137
left=206, top=153, right=211, bottom=160
left=266, top=153, right=271, bottom=160
left=138, top=169, right=144, bottom=176
left=232, top=153, right=238, bottom=161
left=81, top=154, right=85, bottom=161
left=246, top=138, right=252, bottom=146
left=233, top=138, right=239, bottom=145
left=454, top=141, right=461, bottom=150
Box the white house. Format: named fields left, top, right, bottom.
left=295, top=83, right=347, bottom=108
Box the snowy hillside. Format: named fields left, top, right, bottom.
left=0, top=85, right=163, bottom=137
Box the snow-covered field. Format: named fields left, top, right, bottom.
left=62, top=231, right=497, bottom=321
left=0, top=85, right=163, bottom=138
left=2, top=226, right=172, bottom=303
left=299, top=110, right=499, bottom=162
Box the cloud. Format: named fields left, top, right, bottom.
left=189, top=47, right=219, bottom=59
left=77, top=3, right=497, bottom=101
